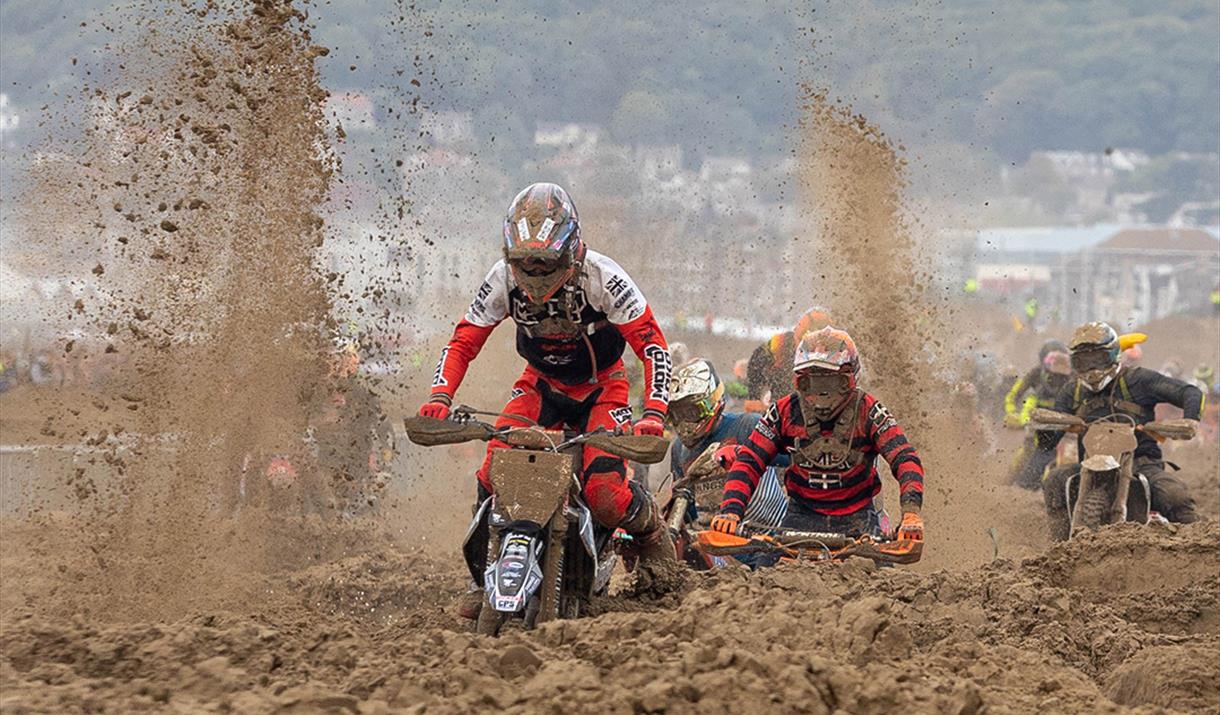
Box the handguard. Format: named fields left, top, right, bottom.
left=1141, top=419, right=1197, bottom=442
left=1027, top=408, right=1086, bottom=433
left=582, top=433, right=669, bottom=464
left=402, top=416, right=493, bottom=446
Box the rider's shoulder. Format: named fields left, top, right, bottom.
left=483, top=258, right=516, bottom=289
left=581, top=250, right=633, bottom=280
left=486, top=257, right=509, bottom=277
left=1122, top=366, right=1158, bottom=385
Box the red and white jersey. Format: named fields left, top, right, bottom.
left=429, top=250, right=671, bottom=419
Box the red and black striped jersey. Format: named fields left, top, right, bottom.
left=720, top=391, right=924, bottom=517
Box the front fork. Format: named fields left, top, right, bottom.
left=1067, top=453, right=1137, bottom=533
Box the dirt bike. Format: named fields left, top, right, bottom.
left=403, top=407, right=668, bottom=636
left=661, top=442, right=730, bottom=569
left=691, top=521, right=923, bottom=565
left=661, top=442, right=792, bottom=569
left=1028, top=408, right=1196, bottom=536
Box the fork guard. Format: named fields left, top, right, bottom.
left=693, top=530, right=923, bottom=565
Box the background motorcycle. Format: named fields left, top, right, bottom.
left=1029, top=408, right=1195, bottom=536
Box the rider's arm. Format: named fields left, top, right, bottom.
left=426, top=262, right=508, bottom=405
left=1143, top=369, right=1205, bottom=420
left=720, top=402, right=785, bottom=517
left=668, top=439, right=686, bottom=480
left=745, top=343, right=771, bottom=402
left=1017, top=393, right=1039, bottom=424
left=864, top=394, right=924, bottom=512
left=617, top=307, right=671, bottom=421
left=1003, top=369, right=1034, bottom=416
left=585, top=254, right=672, bottom=421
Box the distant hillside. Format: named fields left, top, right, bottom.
left=1, top=0, right=1217, bottom=161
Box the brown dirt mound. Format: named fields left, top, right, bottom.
left=3, top=521, right=1217, bottom=714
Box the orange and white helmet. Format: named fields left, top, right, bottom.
left=793, top=305, right=834, bottom=342
left=794, top=326, right=860, bottom=376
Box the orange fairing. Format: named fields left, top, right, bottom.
left=695, top=530, right=753, bottom=550
left=834, top=536, right=923, bottom=565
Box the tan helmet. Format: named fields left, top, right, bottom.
left=1068, top=321, right=1120, bottom=391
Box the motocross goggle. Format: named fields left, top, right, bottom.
left=795, top=370, right=855, bottom=420
left=1070, top=347, right=1117, bottom=374
left=507, top=250, right=574, bottom=304
left=795, top=371, right=854, bottom=398
left=667, top=394, right=722, bottom=447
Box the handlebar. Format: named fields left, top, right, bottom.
left=1026, top=409, right=1196, bottom=441
left=693, top=527, right=922, bottom=565
left=403, top=412, right=670, bottom=464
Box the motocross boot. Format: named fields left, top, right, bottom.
left=456, top=582, right=484, bottom=620
left=455, top=491, right=493, bottom=620
left=621, top=484, right=682, bottom=590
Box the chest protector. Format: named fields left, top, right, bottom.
left=514, top=282, right=590, bottom=340
left=792, top=391, right=864, bottom=475
left=1072, top=374, right=1142, bottom=421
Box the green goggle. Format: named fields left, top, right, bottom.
left=667, top=396, right=716, bottom=426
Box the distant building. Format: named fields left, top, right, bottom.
left=1051, top=227, right=1220, bottom=327
left=534, top=122, right=602, bottom=150
left=972, top=225, right=1120, bottom=293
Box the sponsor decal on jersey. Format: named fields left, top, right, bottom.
left=868, top=400, right=897, bottom=433
left=468, top=280, right=495, bottom=322
left=612, top=287, right=637, bottom=310
left=606, top=274, right=631, bottom=297
left=431, top=346, right=450, bottom=387
left=609, top=406, right=634, bottom=425
left=643, top=344, right=672, bottom=404
left=755, top=403, right=779, bottom=441
left=509, top=387, right=526, bottom=401
left=619, top=298, right=644, bottom=322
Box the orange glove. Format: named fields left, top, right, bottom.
left=418, top=400, right=450, bottom=420
left=710, top=513, right=741, bottom=534
left=632, top=416, right=665, bottom=437
left=898, top=510, right=924, bottom=541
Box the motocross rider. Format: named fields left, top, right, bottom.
left=314, top=339, right=394, bottom=517
left=665, top=359, right=787, bottom=558
left=711, top=327, right=926, bottom=541
left=743, top=306, right=833, bottom=413
left=1003, top=339, right=1072, bottom=489
left=1040, top=322, right=1204, bottom=540
left=416, top=183, right=677, bottom=616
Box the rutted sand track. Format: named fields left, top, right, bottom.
left=2, top=520, right=1218, bottom=714
left=3, top=1, right=1220, bottom=713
